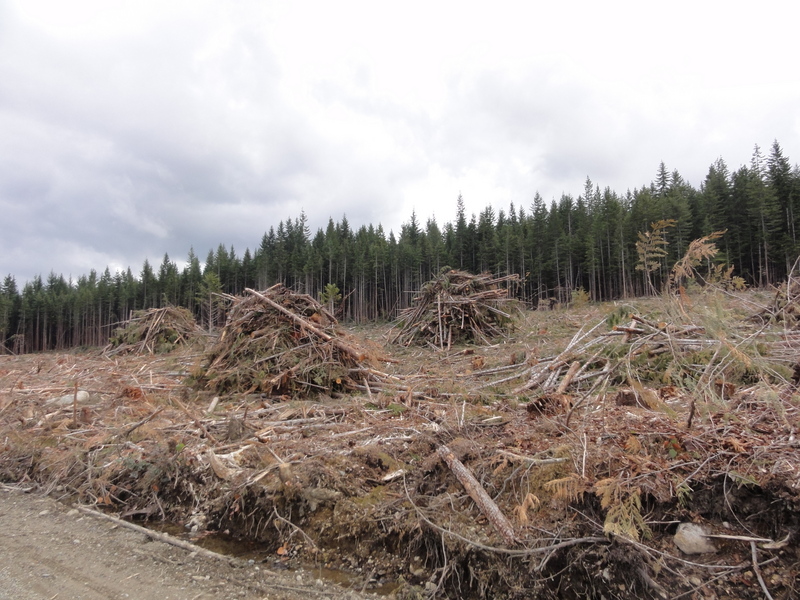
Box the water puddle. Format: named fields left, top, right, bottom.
left=146, top=522, right=400, bottom=595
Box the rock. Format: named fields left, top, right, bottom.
left=47, top=390, right=91, bottom=406
left=409, top=566, right=425, bottom=577
left=674, top=523, right=716, bottom=554
left=186, top=512, right=207, bottom=534
left=301, top=487, right=342, bottom=511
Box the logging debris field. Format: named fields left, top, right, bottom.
left=1, top=287, right=799, bottom=599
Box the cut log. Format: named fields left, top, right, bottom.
left=556, top=361, right=582, bottom=394
left=437, top=445, right=517, bottom=545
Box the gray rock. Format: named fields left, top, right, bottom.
left=674, top=522, right=716, bottom=554
left=47, top=390, right=91, bottom=406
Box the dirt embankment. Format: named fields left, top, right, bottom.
left=2, top=289, right=800, bottom=599
left=0, top=485, right=373, bottom=599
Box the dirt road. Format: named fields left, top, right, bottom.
left=0, top=486, right=371, bottom=600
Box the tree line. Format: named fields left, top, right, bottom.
left=2, top=141, right=799, bottom=354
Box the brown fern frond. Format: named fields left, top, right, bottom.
left=602, top=488, right=651, bottom=541
left=670, top=230, right=734, bottom=292
left=514, top=493, right=541, bottom=525
left=544, top=473, right=588, bottom=503
left=624, top=435, right=643, bottom=455
left=593, top=477, right=623, bottom=510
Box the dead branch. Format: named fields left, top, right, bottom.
left=497, top=450, right=568, bottom=466
left=244, top=288, right=365, bottom=362
left=75, top=505, right=237, bottom=563
left=272, top=507, right=319, bottom=552
left=438, top=444, right=517, bottom=545
left=751, top=541, right=775, bottom=600
left=556, top=361, right=581, bottom=394
left=404, top=477, right=605, bottom=558
left=172, top=396, right=217, bottom=443
left=121, top=406, right=164, bottom=438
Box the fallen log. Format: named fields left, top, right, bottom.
left=556, top=361, right=582, bottom=394
left=437, top=445, right=517, bottom=545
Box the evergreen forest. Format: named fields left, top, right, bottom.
left=2, top=141, right=799, bottom=354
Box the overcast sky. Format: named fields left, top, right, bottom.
left=2, top=0, right=799, bottom=286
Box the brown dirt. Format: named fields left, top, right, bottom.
left=1, top=289, right=800, bottom=599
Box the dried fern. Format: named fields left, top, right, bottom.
left=670, top=230, right=746, bottom=295
left=635, top=219, right=676, bottom=295
left=624, top=435, right=644, bottom=455
left=514, top=493, right=541, bottom=525
left=670, top=230, right=724, bottom=286
left=594, top=477, right=622, bottom=510
left=544, top=473, right=589, bottom=504
left=706, top=263, right=746, bottom=290
left=594, top=480, right=651, bottom=541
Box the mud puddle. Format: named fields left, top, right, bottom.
left=148, top=521, right=401, bottom=596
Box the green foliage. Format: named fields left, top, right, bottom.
left=571, top=287, right=590, bottom=307
left=675, top=481, right=693, bottom=508
left=320, top=282, right=342, bottom=310
left=605, top=304, right=633, bottom=330
left=386, top=403, right=408, bottom=416
left=197, top=272, right=225, bottom=330
left=727, top=470, right=760, bottom=488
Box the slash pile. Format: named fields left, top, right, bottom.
left=197, top=285, right=379, bottom=397
left=105, top=306, right=202, bottom=355
left=392, top=269, right=520, bottom=348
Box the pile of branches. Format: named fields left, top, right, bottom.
left=198, top=285, right=379, bottom=397
left=105, top=306, right=202, bottom=355
left=762, top=263, right=800, bottom=327
left=507, top=315, right=707, bottom=414
left=467, top=309, right=769, bottom=430
left=392, top=270, right=519, bottom=349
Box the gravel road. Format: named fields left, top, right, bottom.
left=0, top=485, right=372, bottom=600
